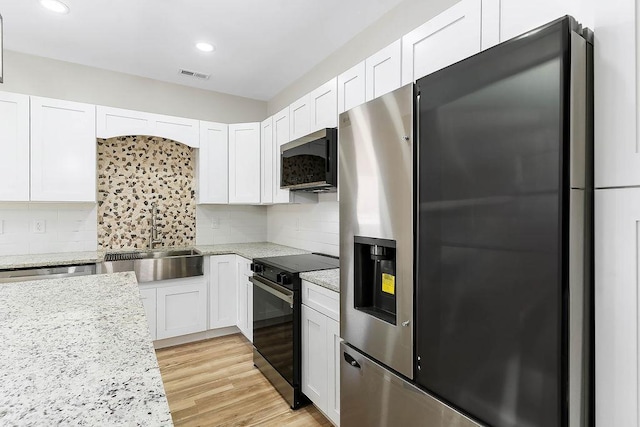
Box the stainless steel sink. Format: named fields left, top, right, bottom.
left=100, top=249, right=203, bottom=282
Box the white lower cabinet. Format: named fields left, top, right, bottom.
left=301, top=280, right=340, bottom=426
left=595, top=188, right=640, bottom=426
left=156, top=277, right=208, bottom=340
left=209, top=255, right=238, bottom=329
left=326, top=318, right=341, bottom=425
left=237, top=256, right=253, bottom=342
left=139, top=288, right=157, bottom=340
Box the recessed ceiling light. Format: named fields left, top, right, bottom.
left=196, top=42, right=215, bottom=53
left=40, top=0, right=70, bottom=14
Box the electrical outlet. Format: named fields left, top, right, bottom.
left=212, top=217, right=220, bottom=229
left=32, top=220, right=46, bottom=234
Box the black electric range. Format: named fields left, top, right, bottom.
left=250, top=253, right=339, bottom=409
left=251, top=253, right=339, bottom=290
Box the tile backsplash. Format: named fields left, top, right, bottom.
left=0, top=203, right=97, bottom=256
left=97, top=136, right=196, bottom=250
left=267, top=193, right=339, bottom=256
left=196, top=205, right=267, bottom=245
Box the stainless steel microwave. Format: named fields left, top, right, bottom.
left=281, top=128, right=337, bottom=192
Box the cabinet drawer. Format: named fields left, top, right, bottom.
left=302, top=280, right=339, bottom=322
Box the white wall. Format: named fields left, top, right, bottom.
left=0, top=203, right=97, bottom=255
left=2, top=50, right=267, bottom=124
left=196, top=205, right=268, bottom=245
left=267, top=194, right=339, bottom=256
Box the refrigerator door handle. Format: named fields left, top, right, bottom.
left=344, top=352, right=361, bottom=369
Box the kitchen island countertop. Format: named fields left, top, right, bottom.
left=0, top=271, right=172, bottom=426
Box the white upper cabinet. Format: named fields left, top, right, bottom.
left=198, top=121, right=228, bottom=204
left=290, top=95, right=311, bottom=140
left=309, top=78, right=338, bottom=131
left=401, top=0, right=481, bottom=85
left=489, top=0, right=582, bottom=43
left=273, top=107, right=291, bottom=204
left=365, top=39, right=402, bottom=102
left=96, top=106, right=199, bottom=148
left=338, top=61, right=366, bottom=114
left=261, top=117, right=274, bottom=204
left=592, top=0, right=636, bottom=188
left=228, top=122, right=261, bottom=204
left=0, top=92, right=30, bottom=201
left=30, top=97, right=96, bottom=202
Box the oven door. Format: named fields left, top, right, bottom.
left=251, top=275, right=295, bottom=385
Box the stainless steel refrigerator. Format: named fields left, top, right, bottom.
left=339, top=16, right=593, bottom=427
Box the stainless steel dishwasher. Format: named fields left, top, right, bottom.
left=0, top=264, right=96, bottom=283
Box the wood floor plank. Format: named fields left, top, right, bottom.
left=156, top=334, right=333, bottom=427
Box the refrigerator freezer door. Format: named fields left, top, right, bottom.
left=340, top=343, right=481, bottom=427
left=339, top=84, right=415, bottom=379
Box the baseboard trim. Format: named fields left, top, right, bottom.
left=153, top=326, right=240, bottom=349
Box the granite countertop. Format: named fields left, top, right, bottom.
left=0, top=243, right=311, bottom=270
left=194, top=242, right=310, bottom=260
left=0, top=272, right=173, bottom=426
left=0, top=251, right=102, bottom=270
left=300, top=268, right=340, bottom=293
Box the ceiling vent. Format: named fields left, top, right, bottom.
left=178, top=69, right=210, bottom=80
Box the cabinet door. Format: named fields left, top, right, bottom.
left=154, top=114, right=199, bottom=148
left=496, top=0, right=581, bottom=42
left=198, top=121, right=229, bottom=204
left=228, top=122, right=261, bottom=204
left=261, top=117, right=274, bottom=204
left=139, top=288, right=157, bottom=340
left=338, top=62, right=366, bottom=114
left=156, top=278, right=207, bottom=339
left=97, top=106, right=199, bottom=147
left=290, top=95, right=311, bottom=140
left=273, top=108, right=291, bottom=204
left=365, top=40, right=402, bottom=102
left=592, top=0, right=636, bottom=187
left=302, top=304, right=328, bottom=411
left=310, top=78, right=338, bottom=131
left=327, top=318, right=341, bottom=426
left=96, top=105, right=153, bottom=139
left=30, top=97, right=96, bottom=202
left=595, top=188, right=639, bottom=426
left=246, top=281, right=253, bottom=343
left=0, top=92, right=29, bottom=201
left=209, top=255, right=237, bottom=329
left=237, top=276, right=248, bottom=334
left=401, top=0, right=481, bottom=85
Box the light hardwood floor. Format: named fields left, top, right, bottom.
left=156, top=334, right=333, bottom=427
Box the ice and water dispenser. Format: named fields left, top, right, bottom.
left=353, top=236, right=397, bottom=325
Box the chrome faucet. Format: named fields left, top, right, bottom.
left=149, top=202, right=162, bottom=249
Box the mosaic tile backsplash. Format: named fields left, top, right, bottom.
left=97, top=136, right=196, bottom=250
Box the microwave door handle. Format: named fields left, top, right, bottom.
left=326, top=139, right=330, bottom=172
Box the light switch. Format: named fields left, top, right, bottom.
left=32, top=220, right=46, bottom=234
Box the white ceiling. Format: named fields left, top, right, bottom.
left=0, top=0, right=405, bottom=101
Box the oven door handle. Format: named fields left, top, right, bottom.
left=250, top=275, right=294, bottom=306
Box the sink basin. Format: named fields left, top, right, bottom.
left=101, top=249, right=203, bottom=282
left=104, top=249, right=200, bottom=262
